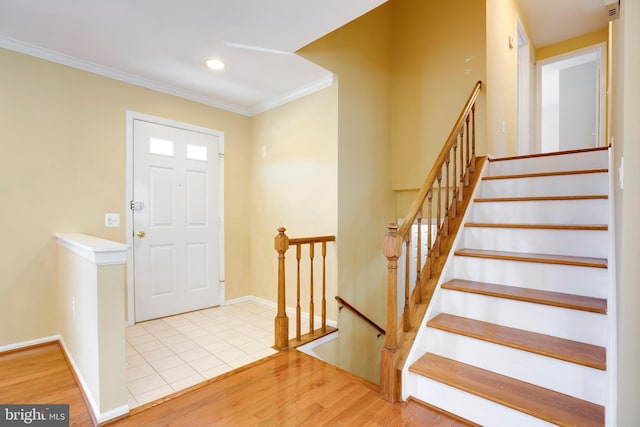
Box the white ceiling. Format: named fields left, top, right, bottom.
left=518, top=0, right=609, bottom=47
left=0, top=0, right=609, bottom=116
left=0, top=0, right=387, bottom=116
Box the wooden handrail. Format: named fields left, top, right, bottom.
left=289, top=235, right=336, bottom=245
left=397, top=81, right=482, bottom=239
left=381, top=81, right=484, bottom=402
left=335, top=296, right=385, bottom=337
left=274, top=227, right=337, bottom=350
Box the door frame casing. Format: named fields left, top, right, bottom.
left=125, top=111, right=225, bottom=326
left=516, top=14, right=533, bottom=155
left=535, top=42, right=607, bottom=153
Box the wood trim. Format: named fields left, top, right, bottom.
left=488, top=145, right=609, bottom=162
left=464, top=223, right=608, bottom=231
left=483, top=168, right=608, bottom=181
left=454, top=249, right=608, bottom=268
left=474, top=195, right=608, bottom=203
left=442, top=279, right=607, bottom=314
left=286, top=326, right=338, bottom=349
left=427, top=313, right=606, bottom=369
left=288, top=235, right=336, bottom=245
left=410, top=353, right=605, bottom=426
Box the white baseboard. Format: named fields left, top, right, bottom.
left=57, top=338, right=130, bottom=424
left=225, top=295, right=338, bottom=328
left=57, top=338, right=100, bottom=422
left=98, top=404, right=130, bottom=424
left=0, top=335, right=60, bottom=353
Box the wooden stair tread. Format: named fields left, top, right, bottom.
left=427, top=313, right=606, bottom=369
left=475, top=195, right=608, bottom=202
left=464, top=222, right=607, bottom=231
left=442, top=279, right=607, bottom=313
left=454, top=248, right=607, bottom=268
left=488, top=146, right=608, bottom=162
left=483, top=168, right=608, bottom=181
left=410, top=353, right=605, bottom=427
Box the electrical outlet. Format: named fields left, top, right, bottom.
left=71, top=296, right=76, bottom=317
left=105, top=213, right=120, bottom=227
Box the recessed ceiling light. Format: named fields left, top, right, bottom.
left=206, top=59, right=225, bottom=71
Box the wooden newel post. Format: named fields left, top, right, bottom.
left=381, top=223, right=401, bottom=402
left=274, top=227, right=290, bottom=350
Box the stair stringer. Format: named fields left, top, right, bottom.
left=400, top=160, right=489, bottom=401
left=605, top=146, right=618, bottom=427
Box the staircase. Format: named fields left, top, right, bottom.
left=403, top=147, right=611, bottom=426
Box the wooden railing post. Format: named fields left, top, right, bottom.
left=471, top=103, right=477, bottom=172
left=415, top=208, right=423, bottom=304
left=274, top=227, right=290, bottom=350
left=381, top=223, right=401, bottom=402
left=322, top=242, right=327, bottom=332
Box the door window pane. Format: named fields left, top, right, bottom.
left=149, top=137, right=174, bottom=157
left=186, top=144, right=208, bottom=161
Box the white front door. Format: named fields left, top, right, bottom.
left=132, top=119, right=223, bottom=322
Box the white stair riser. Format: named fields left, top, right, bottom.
left=488, top=151, right=608, bottom=176
left=439, top=289, right=607, bottom=345
left=470, top=199, right=608, bottom=225
left=479, top=173, right=608, bottom=198
left=453, top=256, right=608, bottom=298
left=461, top=227, right=608, bottom=258
left=407, top=374, right=555, bottom=427
left=423, top=328, right=606, bottom=404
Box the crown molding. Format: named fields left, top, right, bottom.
left=0, top=35, right=253, bottom=116
left=249, top=73, right=335, bottom=116
left=0, top=35, right=335, bottom=117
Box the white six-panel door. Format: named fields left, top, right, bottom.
left=132, top=119, right=221, bottom=322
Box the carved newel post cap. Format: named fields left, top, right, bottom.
left=383, top=223, right=400, bottom=260
left=274, top=226, right=289, bottom=252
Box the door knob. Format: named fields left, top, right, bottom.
left=137, top=231, right=146, bottom=238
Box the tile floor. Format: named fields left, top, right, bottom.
left=125, top=300, right=293, bottom=408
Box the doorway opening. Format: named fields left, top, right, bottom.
left=537, top=43, right=606, bottom=153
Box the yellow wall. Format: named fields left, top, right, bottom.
left=298, top=3, right=395, bottom=381
left=390, top=0, right=487, bottom=191
left=536, top=28, right=608, bottom=61
left=0, top=48, right=251, bottom=346
left=486, top=0, right=529, bottom=157
left=248, top=84, right=338, bottom=322
left=299, top=2, right=394, bottom=329
left=611, top=0, right=640, bottom=423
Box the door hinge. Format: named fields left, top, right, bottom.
left=130, top=200, right=144, bottom=211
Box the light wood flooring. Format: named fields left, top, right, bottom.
left=0, top=342, right=474, bottom=426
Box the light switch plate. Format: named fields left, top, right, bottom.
left=105, top=213, right=120, bottom=227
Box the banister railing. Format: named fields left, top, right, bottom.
left=274, top=227, right=337, bottom=350
left=380, top=81, right=485, bottom=402
left=335, top=296, right=385, bottom=338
